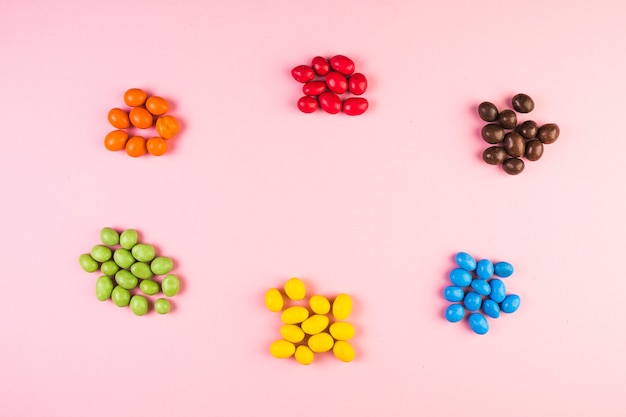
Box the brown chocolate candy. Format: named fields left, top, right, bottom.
left=498, top=109, right=517, bottom=129
left=502, top=158, right=525, bottom=175
left=517, top=120, right=538, bottom=139
left=512, top=93, right=535, bottom=113
left=525, top=139, right=544, bottom=161
left=483, top=146, right=507, bottom=165
left=478, top=102, right=499, bottom=122
left=537, top=123, right=560, bottom=144
left=481, top=124, right=505, bottom=144
left=503, top=132, right=525, bottom=157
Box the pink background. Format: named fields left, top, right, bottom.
left=1, top=0, right=625, bottom=416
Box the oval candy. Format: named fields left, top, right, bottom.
left=482, top=299, right=501, bottom=318
left=301, top=314, right=329, bottom=335
left=343, top=97, right=368, bottom=116
left=265, top=288, right=284, bottom=312
left=295, top=345, right=315, bottom=365
left=445, top=304, right=465, bottom=323
left=443, top=286, right=464, bottom=302
left=501, top=294, right=521, bottom=313
left=115, top=270, right=138, bottom=290
left=95, top=276, right=114, bottom=301
left=449, top=268, right=472, bottom=287
left=309, top=295, right=331, bottom=314
left=308, top=332, right=334, bottom=353
left=280, top=306, right=309, bottom=324
left=325, top=71, right=348, bottom=94
left=489, top=279, right=507, bottom=303
left=464, top=291, right=482, bottom=312
left=476, top=259, right=494, bottom=279
left=469, top=313, right=489, bottom=335
left=113, top=248, right=135, bottom=269
left=332, top=294, right=352, bottom=320
left=111, top=286, right=131, bottom=307
left=79, top=254, right=99, bottom=273
left=348, top=73, right=367, bottom=95
left=284, top=277, right=306, bottom=301
left=270, top=340, right=296, bottom=358
left=455, top=252, right=477, bottom=271
left=332, top=340, right=355, bottom=362
left=155, top=298, right=171, bottom=314
left=471, top=279, right=491, bottom=296
left=303, top=81, right=326, bottom=96
left=130, top=295, right=148, bottom=316
left=291, top=65, right=315, bottom=83
left=280, top=324, right=305, bottom=343
left=494, top=261, right=514, bottom=278
left=318, top=92, right=342, bottom=114
left=329, top=322, right=355, bottom=341
left=297, top=96, right=318, bottom=113
left=161, top=274, right=180, bottom=297
left=151, top=256, right=173, bottom=275
left=132, top=244, right=156, bottom=263
left=311, top=56, right=330, bottom=76
left=139, top=279, right=160, bottom=296
left=130, top=262, right=153, bottom=279
left=330, top=55, right=355, bottom=75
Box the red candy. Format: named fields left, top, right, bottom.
left=291, top=65, right=315, bottom=83
left=311, top=56, right=330, bottom=76
left=325, top=72, right=348, bottom=94
left=298, top=96, right=319, bottom=113
left=303, top=81, right=326, bottom=96
left=329, top=55, right=355, bottom=76
left=343, top=98, right=368, bottom=116
left=348, top=73, right=367, bottom=95
left=319, top=92, right=342, bottom=114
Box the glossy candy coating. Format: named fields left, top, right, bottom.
left=348, top=73, right=367, bottom=95
left=537, top=123, right=560, bottom=144
left=147, top=137, right=168, bottom=156
left=512, top=93, right=534, bottom=113
left=498, top=110, right=517, bottom=129
left=119, top=229, right=138, bottom=250
left=332, top=294, right=352, bottom=320
left=280, top=324, right=305, bottom=343
left=329, top=322, right=355, bottom=341
left=481, top=124, right=505, bottom=144
left=445, top=304, right=464, bottom=323
left=124, top=88, right=147, bottom=107
left=130, top=295, right=148, bottom=316
left=483, top=146, right=507, bottom=165
left=125, top=136, right=147, bottom=157
left=111, top=286, right=131, bottom=307
left=91, top=245, right=112, bottom=262
left=325, top=71, right=348, bottom=94
left=156, top=116, right=179, bottom=139
left=108, top=108, right=130, bottom=129
left=471, top=279, right=491, bottom=296
left=332, top=341, right=355, bottom=362
left=113, top=248, right=135, bottom=269
left=525, top=140, right=544, bottom=161
left=309, top=295, right=331, bottom=314
left=161, top=274, right=180, bottom=297
left=270, top=340, right=296, bottom=358
left=100, top=227, right=119, bottom=246
left=455, top=252, right=477, bottom=271
left=468, top=313, right=489, bottom=335
left=502, top=158, right=525, bottom=175
left=494, top=261, right=514, bottom=278
left=79, top=254, right=99, bottom=273
left=444, top=286, right=465, bottom=302
left=155, top=298, right=171, bottom=314
left=303, top=81, right=326, bottom=96
left=115, top=270, right=138, bottom=290
left=291, top=65, right=315, bottom=83
left=131, top=262, right=153, bottom=279
left=139, top=279, right=160, bottom=296
left=518, top=120, right=538, bottom=139
left=104, top=130, right=129, bottom=151
left=501, top=294, right=521, bottom=313
left=100, top=260, right=119, bottom=277
left=295, top=345, right=315, bottom=365
left=489, top=279, right=507, bottom=303
left=281, top=306, right=309, bottom=324
left=95, top=276, right=114, bottom=301
left=151, top=256, right=173, bottom=275
left=284, top=277, right=306, bottom=301
left=311, top=56, right=330, bottom=76
left=503, top=132, right=525, bottom=157
left=343, top=98, right=368, bottom=116
left=329, top=55, right=355, bottom=76
left=478, top=102, right=499, bottom=122
left=301, top=314, right=329, bottom=335
left=145, top=96, right=169, bottom=116
left=297, top=96, right=318, bottom=113
left=449, top=268, right=472, bottom=287
left=131, top=244, right=156, bottom=262
left=308, top=332, right=334, bottom=353
left=265, top=288, right=284, bottom=312
left=482, top=299, right=501, bottom=318
left=129, top=107, right=153, bottom=129
left=463, top=291, right=482, bottom=311
left=318, top=92, right=342, bottom=114
left=476, top=259, right=494, bottom=279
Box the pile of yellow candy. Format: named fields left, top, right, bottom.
left=265, top=278, right=355, bottom=365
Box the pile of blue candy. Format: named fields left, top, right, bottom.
left=444, top=252, right=521, bottom=335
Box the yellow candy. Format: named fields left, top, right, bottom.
left=308, top=332, right=334, bottom=353
left=301, top=314, right=329, bottom=335
left=295, top=345, right=315, bottom=365
left=270, top=339, right=296, bottom=358
left=332, top=293, right=352, bottom=320
left=284, top=277, right=306, bottom=301
left=280, top=306, right=310, bottom=324
left=280, top=324, right=305, bottom=343
left=309, top=295, right=331, bottom=314
left=332, top=340, right=355, bottom=362
left=329, top=321, right=355, bottom=341
left=265, top=288, right=284, bottom=312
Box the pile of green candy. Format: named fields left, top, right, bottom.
left=78, top=227, right=180, bottom=316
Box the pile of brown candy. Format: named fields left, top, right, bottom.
left=478, top=94, right=559, bottom=175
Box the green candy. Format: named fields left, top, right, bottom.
left=79, top=254, right=99, bottom=273
left=115, top=270, right=138, bottom=290
left=100, top=227, right=119, bottom=246
left=119, top=229, right=138, bottom=250
left=95, top=276, right=114, bottom=301
left=132, top=244, right=155, bottom=262
left=113, top=248, right=135, bottom=269
left=154, top=298, right=171, bottom=314
left=91, top=245, right=112, bottom=262
left=150, top=256, right=173, bottom=275
left=161, top=274, right=180, bottom=297
left=139, top=279, right=160, bottom=296
left=100, top=260, right=120, bottom=277
left=130, top=262, right=153, bottom=279
left=111, top=286, right=130, bottom=307
left=130, top=295, right=148, bottom=316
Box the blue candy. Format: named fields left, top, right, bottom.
left=471, top=279, right=491, bottom=296
left=449, top=268, right=472, bottom=287
left=444, top=286, right=465, bottom=302
left=494, top=261, right=514, bottom=278
left=489, top=278, right=506, bottom=303
left=476, top=259, right=494, bottom=279
left=500, top=294, right=521, bottom=313
left=468, top=313, right=489, bottom=335
left=463, top=291, right=482, bottom=311
left=455, top=252, right=477, bottom=271
left=482, top=299, right=501, bottom=318
left=445, top=304, right=465, bottom=323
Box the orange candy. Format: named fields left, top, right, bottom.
left=107, top=108, right=130, bottom=129
left=146, top=96, right=169, bottom=116
left=125, top=136, right=147, bottom=157
left=147, top=137, right=168, bottom=156
left=104, top=130, right=129, bottom=151
left=124, top=88, right=147, bottom=107
left=156, top=115, right=179, bottom=139
left=129, top=107, right=153, bottom=129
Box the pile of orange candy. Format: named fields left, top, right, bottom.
left=105, top=88, right=180, bottom=157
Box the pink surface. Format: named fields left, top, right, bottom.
left=1, top=0, right=625, bottom=416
